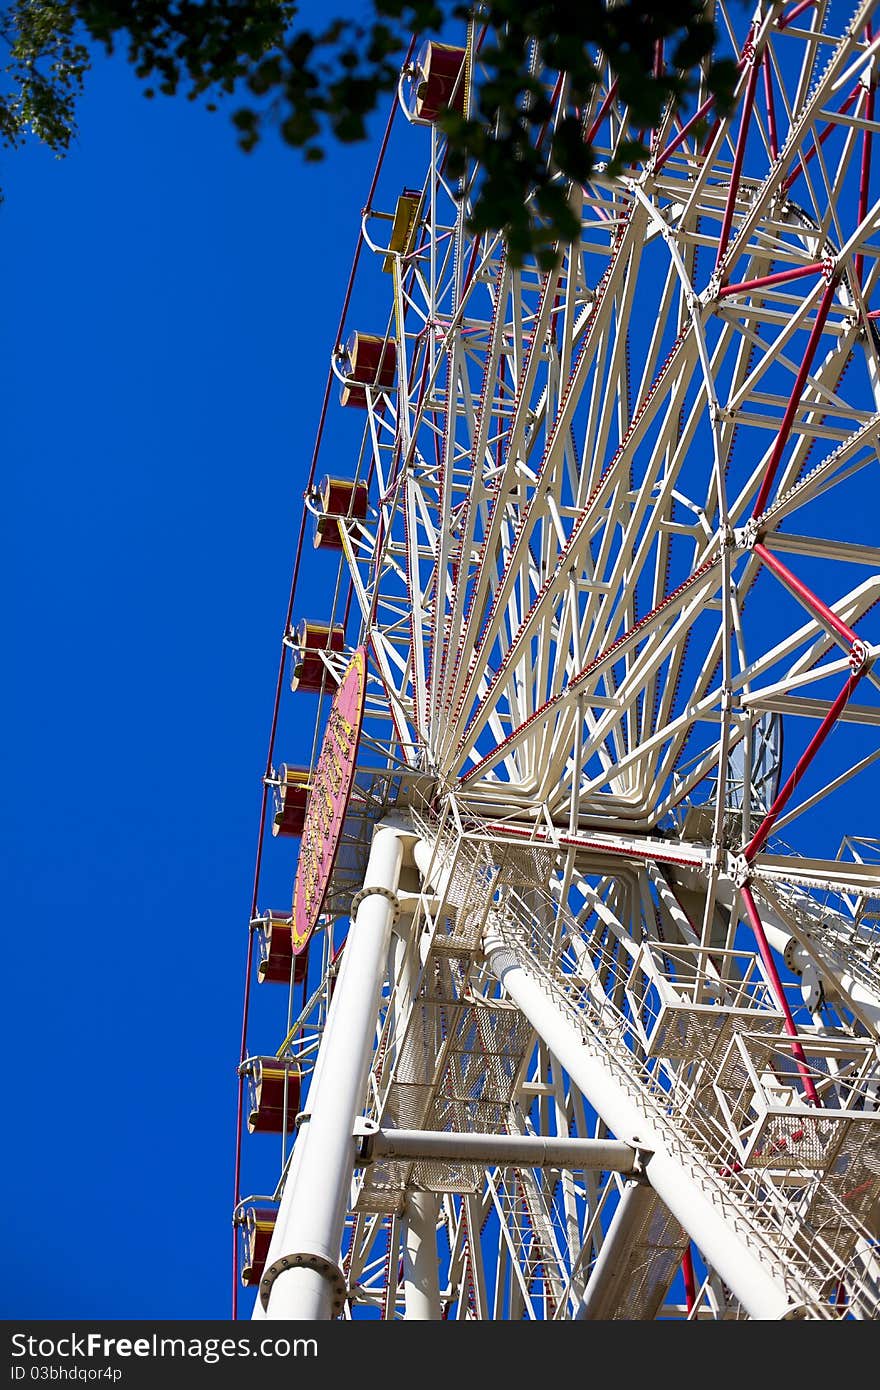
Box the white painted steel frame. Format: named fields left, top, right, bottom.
left=239, top=0, right=880, bottom=1322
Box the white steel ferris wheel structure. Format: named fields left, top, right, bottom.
left=234, top=0, right=880, bottom=1321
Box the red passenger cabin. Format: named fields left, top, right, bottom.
left=338, top=331, right=397, bottom=408
left=244, top=1056, right=302, bottom=1134
left=409, top=41, right=467, bottom=123
left=239, top=1207, right=277, bottom=1287
left=289, top=619, right=345, bottom=693
left=253, top=910, right=308, bottom=986
left=312, top=475, right=369, bottom=550
left=271, top=765, right=311, bottom=837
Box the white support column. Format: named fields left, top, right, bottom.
left=574, top=1180, right=658, bottom=1319
left=260, top=823, right=407, bottom=1320
left=484, top=933, right=800, bottom=1321
left=391, top=920, right=443, bottom=1320
left=402, top=1190, right=442, bottom=1320
left=251, top=961, right=338, bottom=1323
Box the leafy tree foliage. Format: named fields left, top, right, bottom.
left=0, top=3, right=89, bottom=155
left=1, top=1, right=738, bottom=259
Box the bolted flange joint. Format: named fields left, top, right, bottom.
left=728, top=852, right=751, bottom=889
left=350, top=883, right=401, bottom=923
left=706, top=269, right=722, bottom=301
left=260, top=1252, right=347, bottom=1317
left=734, top=517, right=760, bottom=551
left=849, top=638, right=872, bottom=676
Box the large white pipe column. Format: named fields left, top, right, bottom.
left=251, top=926, right=341, bottom=1323
left=574, top=1180, right=660, bottom=1319
left=484, top=933, right=801, bottom=1320
left=401, top=1191, right=442, bottom=1319
left=390, top=926, right=442, bottom=1320
left=260, top=823, right=406, bottom=1320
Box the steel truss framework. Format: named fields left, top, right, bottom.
left=235, top=1, right=880, bottom=1321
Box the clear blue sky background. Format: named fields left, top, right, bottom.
left=2, top=33, right=399, bottom=1320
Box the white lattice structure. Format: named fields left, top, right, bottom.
left=235, top=2, right=880, bottom=1321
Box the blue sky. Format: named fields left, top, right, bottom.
left=2, top=35, right=397, bottom=1320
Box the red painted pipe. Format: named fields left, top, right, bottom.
left=753, top=542, right=860, bottom=646
left=782, top=87, right=860, bottom=194
left=718, top=259, right=826, bottom=298
left=855, top=76, right=875, bottom=287
left=778, top=0, right=818, bottom=31
left=585, top=79, right=619, bottom=146
left=763, top=50, right=779, bottom=160
left=699, top=116, right=722, bottom=157
left=739, top=884, right=821, bottom=1106
left=744, top=669, right=864, bottom=861
left=716, top=54, right=762, bottom=273
left=655, top=93, right=718, bottom=171
left=752, top=275, right=838, bottom=517
left=682, top=1245, right=697, bottom=1314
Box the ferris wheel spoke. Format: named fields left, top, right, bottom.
left=443, top=363, right=705, bottom=769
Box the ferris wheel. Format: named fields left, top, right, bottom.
left=233, top=0, right=880, bottom=1321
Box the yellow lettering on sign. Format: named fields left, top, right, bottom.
left=327, top=704, right=356, bottom=757
left=292, top=645, right=367, bottom=936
